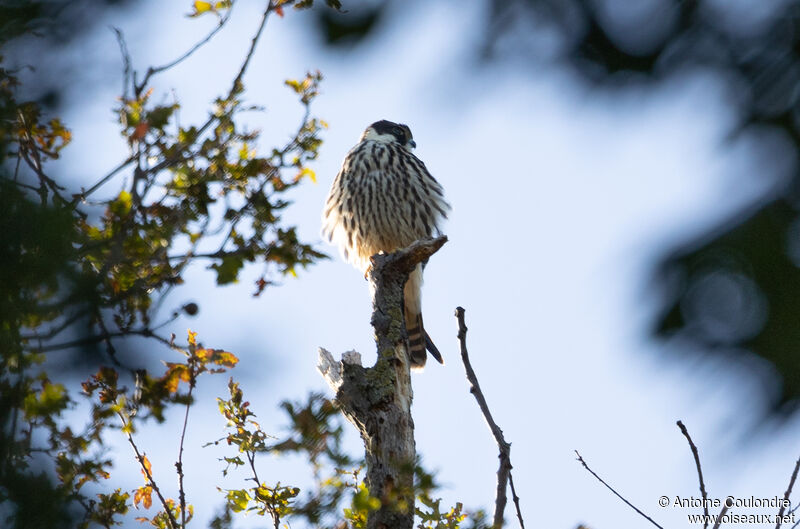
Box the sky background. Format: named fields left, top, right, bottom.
left=23, top=0, right=800, bottom=527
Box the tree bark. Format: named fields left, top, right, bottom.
left=318, top=236, right=447, bottom=529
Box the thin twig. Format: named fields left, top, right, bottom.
left=455, top=307, right=524, bottom=529
left=133, top=0, right=274, bottom=180
left=17, top=110, right=67, bottom=204
left=575, top=451, right=664, bottom=529
left=71, top=155, right=136, bottom=206
left=711, top=502, right=729, bottom=529
left=95, top=311, right=121, bottom=367
left=677, top=420, right=709, bottom=528
left=134, top=5, right=234, bottom=97
left=776, top=456, right=800, bottom=529
left=122, top=415, right=179, bottom=529
left=229, top=1, right=274, bottom=95
left=112, top=27, right=132, bottom=100
left=244, top=449, right=281, bottom=529
left=19, top=308, right=88, bottom=342
left=507, top=472, right=525, bottom=529
left=175, top=373, right=195, bottom=528
left=30, top=327, right=175, bottom=353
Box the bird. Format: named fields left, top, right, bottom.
left=322, top=119, right=451, bottom=370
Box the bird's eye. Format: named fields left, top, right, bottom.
left=393, top=127, right=403, bottom=136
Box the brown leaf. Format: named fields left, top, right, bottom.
left=140, top=455, right=152, bottom=481
left=132, top=121, right=149, bottom=140
left=133, top=485, right=153, bottom=509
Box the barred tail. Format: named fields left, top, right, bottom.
left=407, top=314, right=428, bottom=369
left=404, top=264, right=444, bottom=370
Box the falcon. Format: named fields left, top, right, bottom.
left=322, top=120, right=451, bottom=369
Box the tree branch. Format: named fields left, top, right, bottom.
left=228, top=1, right=274, bottom=96
left=455, top=306, right=524, bottom=529
left=175, top=373, right=195, bottom=528
left=318, top=236, right=447, bottom=529
left=122, top=414, right=179, bottom=529
left=575, top=450, right=664, bottom=529
left=30, top=326, right=175, bottom=353
left=112, top=27, right=133, bottom=100
left=711, top=502, right=729, bottom=529
left=776, top=456, right=800, bottom=529
left=134, top=5, right=235, bottom=98
left=677, top=420, right=709, bottom=528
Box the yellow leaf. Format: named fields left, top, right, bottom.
left=187, top=329, right=197, bottom=347
left=296, top=167, right=316, bottom=183
left=116, top=190, right=132, bottom=213
left=141, top=455, right=152, bottom=479
left=142, top=486, right=152, bottom=509
left=212, top=350, right=239, bottom=368
left=133, top=485, right=153, bottom=509
left=163, top=363, right=191, bottom=392
left=194, top=1, right=212, bottom=13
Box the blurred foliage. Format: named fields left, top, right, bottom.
left=315, top=3, right=384, bottom=47
left=478, top=0, right=800, bottom=419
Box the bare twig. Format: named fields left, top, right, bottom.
left=508, top=472, right=525, bottom=529
left=134, top=5, right=235, bottom=97
left=776, top=456, right=800, bottom=529
left=229, top=1, right=274, bottom=95
left=455, top=307, right=524, bottom=529
left=112, top=27, right=132, bottom=100
left=711, top=501, right=729, bottom=529
left=31, top=326, right=176, bottom=353
left=575, top=451, right=664, bottom=529
left=677, top=420, right=709, bottom=528
left=71, top=155, right=136, bottom=206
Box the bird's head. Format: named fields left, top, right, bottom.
left=361, top=120, right=416, bottom=150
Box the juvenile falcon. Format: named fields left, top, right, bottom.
left=322, top=120, right=450, bottom=369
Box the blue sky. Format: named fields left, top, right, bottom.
left=37, top=1, right=800, bottom=527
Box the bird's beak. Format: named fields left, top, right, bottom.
left=408, top=139, right=417, bottom=149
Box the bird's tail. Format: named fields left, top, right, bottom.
left=406, top=313, right=444, bottom=370
left=404, top=264, right=444, bottom=370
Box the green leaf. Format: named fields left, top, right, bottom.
left=210, top=255, right=244, bottom=285
left=226, top=489, right=250, bottom=512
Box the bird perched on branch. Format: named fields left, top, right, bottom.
left=322, top=120, right=451, bottom=369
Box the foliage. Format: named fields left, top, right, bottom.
left=0, top=0, right=328, bottom=527
left=471, top=0, right=800, bottom=418
left=0, top=1, right=488, bottom=528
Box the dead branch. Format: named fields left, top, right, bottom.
left=575, top=451, right=664, bottom=529
left=318, top=236, right=447, bottom=529
left=776, top=456, right=800, bottom=529
left=711, top=501, right=729, bottom=529
left=677, top=420, right=709, bottom=528
left=455, top=307, right=524, bottom=529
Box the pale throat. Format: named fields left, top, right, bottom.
left=361, top=128, right=401, bottom=144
